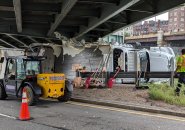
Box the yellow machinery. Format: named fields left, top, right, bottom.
left=37, top=73, right=65, bottom=99
left=0, top=55, right=72, bottom=106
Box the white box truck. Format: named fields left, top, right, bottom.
left=102, top=44, right=176, bottom=83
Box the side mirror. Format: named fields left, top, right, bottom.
left=0, top=57, right=4, bottom=63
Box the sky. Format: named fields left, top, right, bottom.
left=144, top=12, right=169, bottom=21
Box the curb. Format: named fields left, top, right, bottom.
left=71, top=97, right=185, bottom=118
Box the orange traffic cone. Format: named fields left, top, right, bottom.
left=19, top=88, right=31, bottom=121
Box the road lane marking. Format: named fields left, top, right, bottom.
left=0, top=113, right=16, bottom=119
left=67, top=101, right=185, bottom=122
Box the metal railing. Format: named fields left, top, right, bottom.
left=77, top=71, right=176, bottom=87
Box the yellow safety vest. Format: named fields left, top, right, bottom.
left=177, top=54, right=185, bottom=72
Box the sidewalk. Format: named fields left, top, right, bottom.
left=72, top=86, right=185, bottom=117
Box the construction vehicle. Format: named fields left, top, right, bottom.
left=0, top=55, right=73, bottom=105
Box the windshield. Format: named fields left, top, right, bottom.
left=25, top=61, right=40, bottom=75
left=16, top=59, right=41, bottom=80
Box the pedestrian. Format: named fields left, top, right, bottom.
left=175, top=48, right=185, bottom=96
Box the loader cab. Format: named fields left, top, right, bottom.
left=4, top=56, right=42, bottom=95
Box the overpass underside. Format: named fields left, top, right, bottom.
left=0, top=0, right=185, bottom=48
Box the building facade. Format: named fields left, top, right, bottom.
left=168, top=7, right=185, bottom=32
left=133, top=20, right=168, bottom=36
left=124, top=26, right=134, bottom=37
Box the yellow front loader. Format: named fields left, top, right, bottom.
left=0, top=56, right=72, bottom=106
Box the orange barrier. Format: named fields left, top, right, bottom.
left=19, top=88, right=31, bottom=121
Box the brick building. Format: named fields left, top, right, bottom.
left=133, top=20, right=168, bottom=36
left=168, top=7, right=185, bottom=32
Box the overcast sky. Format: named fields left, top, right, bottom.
left=145, top=12, right=169, bottom=21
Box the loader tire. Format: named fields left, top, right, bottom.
left=58, top=89, right=72, bottom=102
left=24, top=86, right=35, bottom=106
left=0, top=84, right=7, bottom=100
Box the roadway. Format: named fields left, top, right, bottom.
left=0, top=98, right=185, bottom=130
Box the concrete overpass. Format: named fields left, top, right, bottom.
left=125, top=31, right=185, bottom=46
left=0, top=0, right=185, bottom=48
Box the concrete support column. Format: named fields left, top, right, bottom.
left=157, top=29, right=166, bottom=46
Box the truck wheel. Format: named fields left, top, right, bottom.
left=58, top=89, right=72, bottom=102
left=0, top=84, right=7, bottom=100
left=24, top=86, right=35, bottom=106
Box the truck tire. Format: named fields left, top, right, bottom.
left=24, top=86, right=35, bottom=106
left=58, top=89, right=72, bottom=102
left=0, top=84, right=7, bottom=100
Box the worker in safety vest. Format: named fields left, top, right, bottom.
left=175, top=49, right=185, bottom=96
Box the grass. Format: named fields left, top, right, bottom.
left=148, top=82, right=185, bottom=106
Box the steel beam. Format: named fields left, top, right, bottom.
left=68, top=8, right=100, bottom=18
left=23, top=10, right=58, bottom=16
left=106, top=21, right=127, bottom=25
left=75, top=0, right=140, bottom=38
left=47, top=0, right=78, bottom=36
left=0, top=32, right=59, bottom=41
left=26, top=0, right=62, bottom=3
left=60, top=19, right=88, bottom=26
left=0, top=6, right=14, bottom=11
left=23, top=15, right=54, bottom=23
left=22, top=2, right=61, bottom=12
left=78, top=0, right=117, bottom=5
left=27, top=36, right=39, bottom=43
left=6, top=34, right=28, bottom=47
left=0, top=38, right=17, bottom=48
left=92, top=28, right=110, bottom=32
left=125, top=9, right=153, bottom=13
left=13, top=0, right=22, bottom=33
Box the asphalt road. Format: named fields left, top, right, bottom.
left=0, top=97, right=185, bottom=130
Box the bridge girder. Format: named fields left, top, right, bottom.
left=0, top=0, right=184, bottom=47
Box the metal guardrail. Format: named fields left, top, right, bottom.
left=110, top=72, right=137, bottom=78
left=77, top=71, right=176, bottom=87
left=78, top=72, right=107, bottom=78
left=111, top=71, right=176, bottom=78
